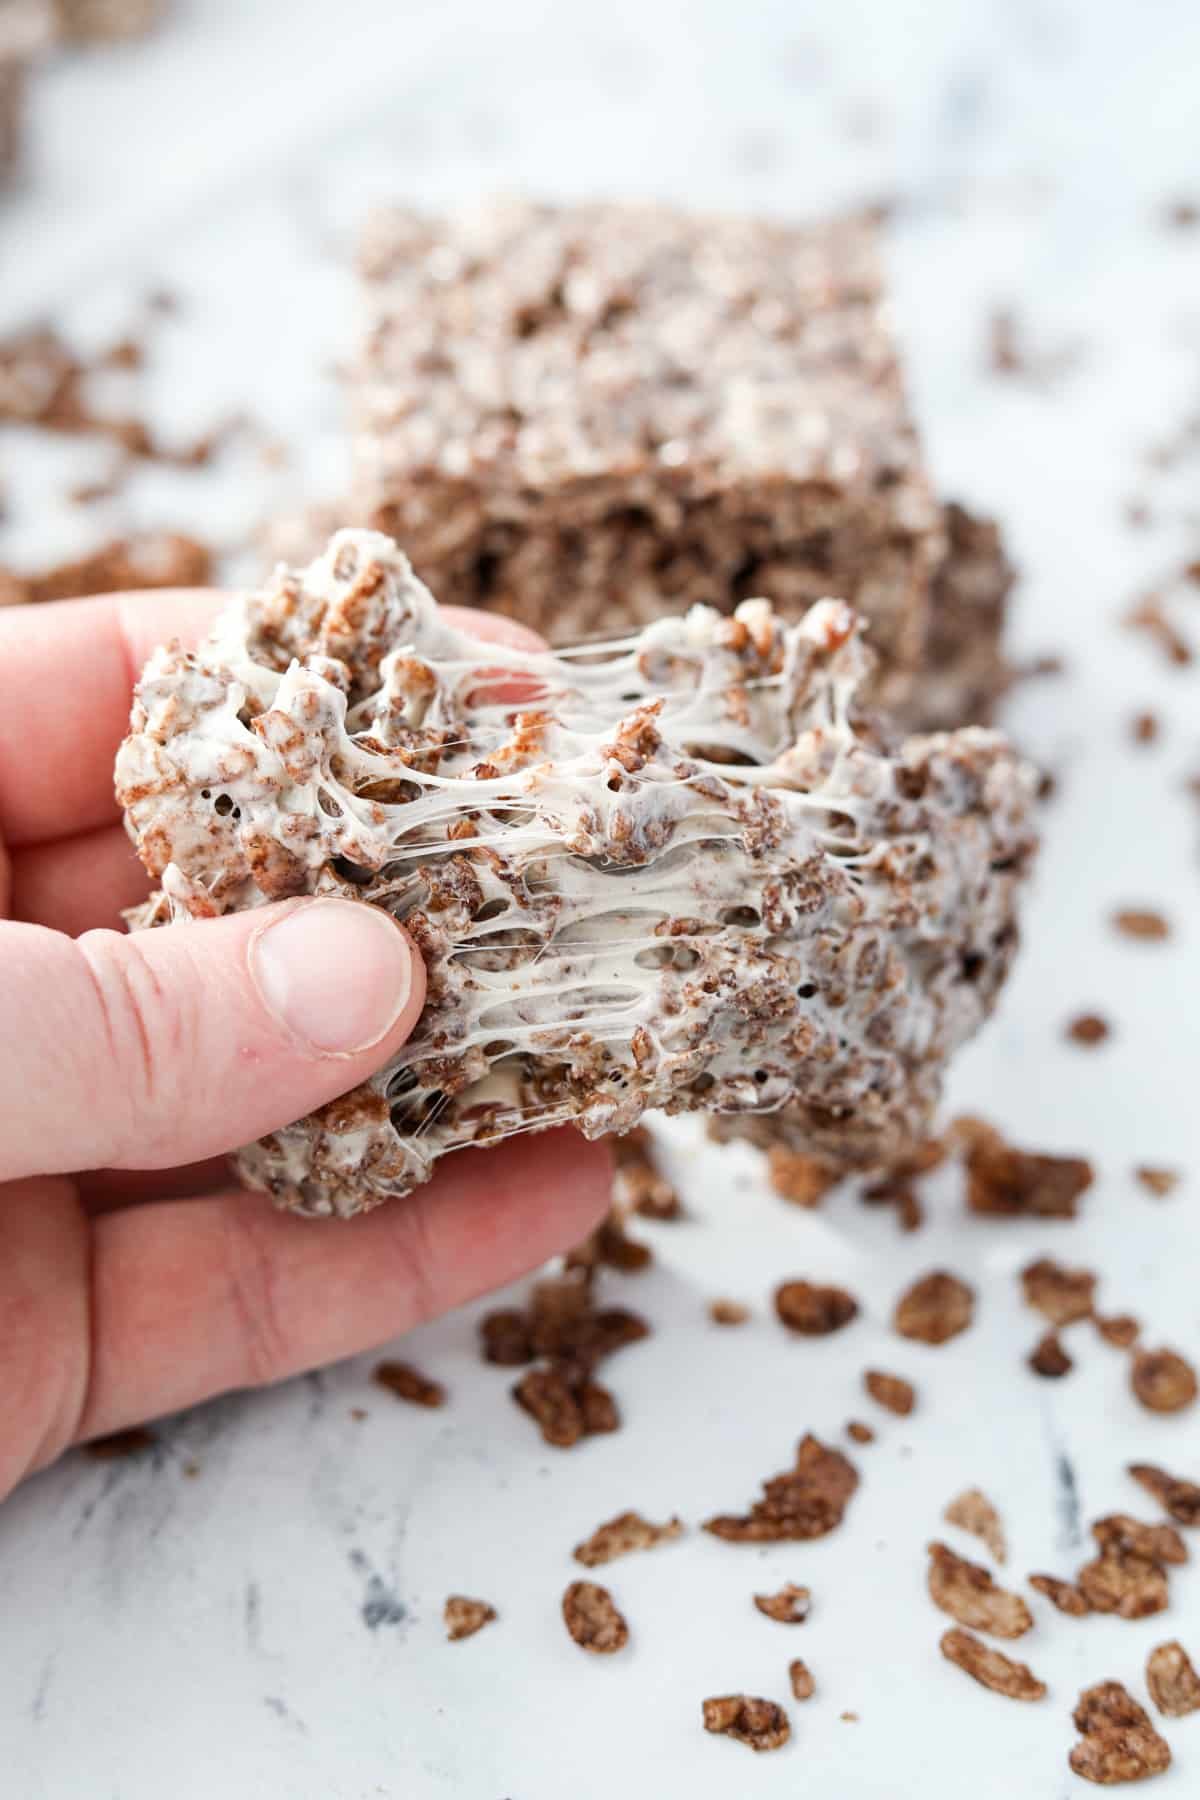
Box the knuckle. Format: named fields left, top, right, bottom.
left=74, top=930, right=192, bottom=1166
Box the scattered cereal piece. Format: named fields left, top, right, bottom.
left=774, top=1280, right=859, bottom=1336
left=514, top=1366, right=619, bottom=1448
left=894, top=1271, right=975, bottom=1344
left=1130, top=712, right=1160, bottom=746
left=766, top=1149, right=838, bottom=1208
left=1135, top=1167, right=1180, bottom=1198
left=562, top=1581, right=629, bottom=1654
left=1096, top=1315, right=1140, bottom=1349
left=1131, top=1348, right=1198, bottom=1415
left=572, top=1511, right=684, bottom=1568
left=1021, top=1257, right=1096, bottom=1325
left=1030, top=1574, right=1091, bottom=1617
left=926, top=1542, right=1033, bottom=1639
left=1075, top=1517, right=1182, bottom=1621
left=944, top=1489, right=1006, bottom=1564
left=1067, top=1012, right=1111, bottom=1046
left=705, top=1434, right=859, bottom=1543
left=846, top=1421, right=875, bottom=1444
left=788, top=1659, right=815, bottom=1701
left=864, top=1369, right=916, bottom=1415
left=957, top=1119, right=1093, bottom=1218
left=444, top=1596, right=497, bottom=1642
left=939, top=1628, right=1046, bottom=1701
left=1092, top=1515, right=1188, bottom=1567
left=1113, top=909, right=1171, bottom=942
left=1029, top=1332, right=1074, bottom=1379
left=1145, top=1641, right=1200, bottom=1718
left=702, top=1695, right=790, bottom=1752
left=612, top=1126, right=681, bottom=1220
left=753, top=1584, right=812, bottom=1625
left=1068, top=1681, right=1171, bottom=1785
left=709, top=1299, right=750, bottom=1326
left=1127, top=1462, right=1200, bottom=1527
left=372, top=1361, right=447, bottom=1408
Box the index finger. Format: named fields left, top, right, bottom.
left=0, top=589, right=545, bottom=850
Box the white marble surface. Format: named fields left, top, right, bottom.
left=2, top=2, right=1200, bottom=1795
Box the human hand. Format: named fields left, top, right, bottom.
left=0, top=588, right=611, bottom=1500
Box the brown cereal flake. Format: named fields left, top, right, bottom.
left=562, top=1581, right=629, bottom=1654
left=864, top=1369, right=916, bottom=1416
left=701, top=1694, right=791, bottom=1752
left=894, top=1270, right=975, bottom=1345
left=709, top=1298, right=751, bottom=1326
left=1131, top=712, right=1160, bottom=746
left=1068, top=1012, right=1112, bottom=1046
left=1135, top=1166, right=1180, bottom=1198
left=479, top=1308, right=535, bottom=1366
left=1096, top=1315, right=1141, bottom=1350
left=1029, top=1331, right=1074, bottom=1379
left=788, top=1659, right=815, bottom=1701
left=705, top=1434, right=859, bottom=1543
left=1091, top=1515, right=1188, bottom=1567
left=612, top=1126, right=682, bottom=1220
left=568, top=1209, right=653, bottom=1275
left=846, top=1421, right=875, bottom=1444
left=1077, top=1547, right=1170, bottom=1622
left=1029, top=1573, right=1091, bottom=1617
left=767, top=1149, right=837, bottom=1208
left=444, top=1595, right=497, bottom=1642
left=513, top=1366, right=619, bottom=1449
left=939, top=1627, right=1046, bottom=1701
left=372, top=1361, right=447, bottom=1408
left=774, top=1279, right=859, bottom=1336
left=926, top=1542, right=1033, bottom=1639
left=944, top=1488, right=1007, bottom=1564
left=1113, top=909, right=1171, bottom=942
left=573, top=1510, right=684, bottom=1568
left=1145, top=1641, right=1200, bottom=1718
left=1021, top=1257, right=1096, bottom=1326
left=753, top=1583, right=812, bottom=1625
left=1131, top=1348, right=1198, bottom=1415
left=1069, top=1681, right=1171, bottom=1785
left=958, top=1119, right=1093, bottom=1218
left=1125, top=592, right=1194, bottom=667
left=1127, top=1462, right=1200, bottom=1527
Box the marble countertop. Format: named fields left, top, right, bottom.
left=2, top=2, right=1199, bottom=1795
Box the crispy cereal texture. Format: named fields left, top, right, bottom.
left=562, top=1581, right=629, bottom=1654
left=939, top=1628, right=1046, bottom=1701
left=1069, top=1682, right=1171, bottom=1785
left=702, top=1695, right=790, bottom=1752
left=117, top=530, right=1035, bottom=1217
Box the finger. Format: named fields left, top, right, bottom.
left=76, top=1129, right=612, bottom=1440
left=0, top=593, right=542, bottom=851
left=0, top=588, right=224, bottom=848
left=10, top=823, right=149, bottom=936
left=0, top=898, right=426, bottom=1180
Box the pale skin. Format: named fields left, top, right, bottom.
left=0, top=589, right=611, bottom=1501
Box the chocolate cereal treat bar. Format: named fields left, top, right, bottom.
left=117, top=530, right=1035, bottom=1217
left=908, top=502, right=1016, bottom=732
left=352, top=199, right=944, bottom=715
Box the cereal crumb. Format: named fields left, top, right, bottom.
left=753, top=1583, right=812, bottom=1624
left=1135, top=1166, right=1180, bottom=1198
left=709, top=1298, right=750, bottom=1326
left=705, top=1434, right=859, bottom=1543
left=864, top=1369, right=916, bottom=1415
left=1029, top=1331, right=1074, bottom=1379
left=939, top=1628, right=1046, bottom=1701
left=1131, top=1348, right=1198, bottom=1414
left=613, top=1125, right=681, bottom=1220
left=701, top=1694, right=790, bottom=1752
left=1030, top=1573, right=1091, bottom=1616
left=955, top=1118, right=1093, bottom=1218
left=515, top=1366, right=620, bottom=1448
left=846, top=1421, right=875, bottom=1444
left=1067, top=1012, right=1111, bottom=1046
left=1069, top=1680, right=1171, bottom=1785
left=573, top=1510, right=683, bottom=1567
left=1096, top=1315, right=1140, bottom=1349
left=444, top=1596, right=496, bottom=1642
left=774, top=1279, right=859, bottom=1336
left=1127, top=1462, right=1200, bottom=1527
left=944, top=1488, right=1007, bottom=1563
left=893, top=1270, right=974, bottom=1344
left=1145, top=1641, right=1200, bottom=1718
left=1113, top=908, right=1171, bottom=942
left=926, top=1541, right=1032, bottom=1638
left=562, top=1581, right=629, bottom=1654
left=1131, top=712, right=1160, bottom=745
left=1021, top=1257, right=1096, bottom=1325
left=788, top=1659, right=815, bottom=1701
left=767, top=1149, right=838, bottom=1208
left=372, top=1361, right=447, bottom=1408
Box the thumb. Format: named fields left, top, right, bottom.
left=0, top=899, right=425, bottom=1180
